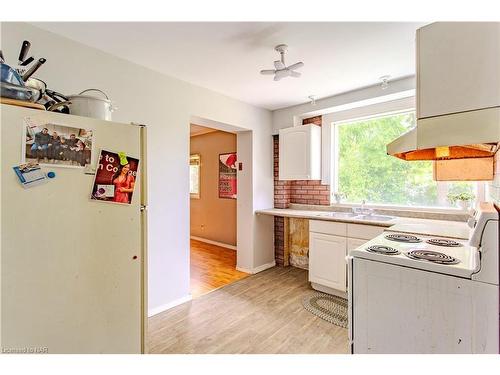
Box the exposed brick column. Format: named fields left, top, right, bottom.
left=272, top=116, right=331, bottom=266
left=274, top=216, right=285, bottom=266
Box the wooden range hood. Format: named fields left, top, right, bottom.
left=391, top=142, right=498, bottom=161
left=386, top=108, right=500, bottom=181
left=387, top=107, right=500, bottom=161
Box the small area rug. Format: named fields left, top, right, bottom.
left=302, top=292, right=348, bottom=328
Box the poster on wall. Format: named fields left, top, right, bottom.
left=90, top=149, right=139, bottom=205
left=22, top=117, right=93, bottom=168
left=219, top=152, right=237, bottom=199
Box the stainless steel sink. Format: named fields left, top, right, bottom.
left=315, top=211, right=359, bottom=218
left=355, top=214, right=395, bottom=221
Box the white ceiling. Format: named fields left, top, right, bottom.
left=34, top=22, right=426, bottom=110
left=190, top=124, right=217, bottom=137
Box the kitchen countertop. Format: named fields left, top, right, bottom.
left=256, top=208, right=470, bottom=240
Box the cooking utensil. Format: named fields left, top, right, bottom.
left=48, top=89, right=115, bottom=120
left=45, top=88, right=68, bottom=103
left=22, top=58, right=46, bottom=81
left=0, top=50, right=4, bottom=63
left=48, top=101, right=72, bottom=111
left=1, top=81, right=34, bottom=101
left=18, top=40, right=31, bottom=65
left=1, top=63, right=24, bottom=85
left=20, top=56, right=34, bottom=66
left=25, top=77, right=47, bottom=102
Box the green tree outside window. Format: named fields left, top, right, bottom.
left=336, top=112, right=475, bottom=207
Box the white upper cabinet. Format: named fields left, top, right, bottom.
left=279, top=124, right=321, bottom=180
left=417, top=22, right=500, bottom=119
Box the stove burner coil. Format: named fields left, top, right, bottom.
left=366, top=245, right=400, bottom=255
left=405, top=250, right=460, bottom=265
left=426, top=238, right=462, bottom=247
left=385, top=234, right=422, bottom=243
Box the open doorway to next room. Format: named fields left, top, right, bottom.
left=189, top=124, right=248, bottom=298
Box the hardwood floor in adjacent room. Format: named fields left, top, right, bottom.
left=190, top=239, right=249, bottom=298
left=148, top=266, right=349, bottom=354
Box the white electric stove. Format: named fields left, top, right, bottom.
left=347, top=202, right=499, bottom=354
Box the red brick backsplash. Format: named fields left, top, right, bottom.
left=290, top=180, right=330, bottom=205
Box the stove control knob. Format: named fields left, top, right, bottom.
left=467, top=217, right=477, bottom=228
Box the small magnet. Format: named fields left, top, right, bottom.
left=118, top=152, right=128, bottom=166
left=47, top=171, right=56, bottom=179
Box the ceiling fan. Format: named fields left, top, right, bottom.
left=260, top=44, right=304, bottom=81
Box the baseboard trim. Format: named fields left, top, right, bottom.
left=236, top=260, right=276, bottom=274
left=190, top=236, right=237, bottom=250
left=148, top=295, right=192, bottom=317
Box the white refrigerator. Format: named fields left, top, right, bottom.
left=0, top=104, right=147, bottom=353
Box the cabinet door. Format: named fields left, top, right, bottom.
left=309, top=232, right=348, bottom=292
left=278, top=125, right=321, bottom=180
left=417, top=22, right=500, bottom=118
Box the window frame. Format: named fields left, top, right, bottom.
left=189, top=153, right=201, bottom=199
left=328, top=107, right=485, bottom=211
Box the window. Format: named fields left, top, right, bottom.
left=334, top=111, right=481, bottom=208
left=190, top=154, right=200, bottom=199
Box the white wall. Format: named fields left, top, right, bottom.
left=0, top=23, right=274, bottom=315
left=272, top=76, right=416, bottom=133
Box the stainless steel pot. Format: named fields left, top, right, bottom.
left=48, top=89, right=116, bottom=120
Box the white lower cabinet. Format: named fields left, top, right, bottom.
left=309, top=220, right=384, bottom=295
left=309, top=232, right=348, bottom=292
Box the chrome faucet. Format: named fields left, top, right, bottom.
left=353, top=200, right=373, bottom=215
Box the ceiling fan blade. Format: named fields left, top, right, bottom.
left=260, top=69, right=276, bottom=75
left=290, top=71, right=301, bottom=78
left=274, top=69, right=290, bottom=80
left=287, top=62, right=304, bottom=71
left=274, top=60, right=285, bottom=70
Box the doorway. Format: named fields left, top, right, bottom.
left=189, top=123, right=248, bottom=297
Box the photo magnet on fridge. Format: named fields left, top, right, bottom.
left=22, top=117, right=94, bottom=169
left=90, top=149, right=139, bottom=205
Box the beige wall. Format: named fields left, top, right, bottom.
left=190, top=130, right=237, bottom=246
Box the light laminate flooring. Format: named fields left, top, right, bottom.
left=148, top=266, right=349, bottom=354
